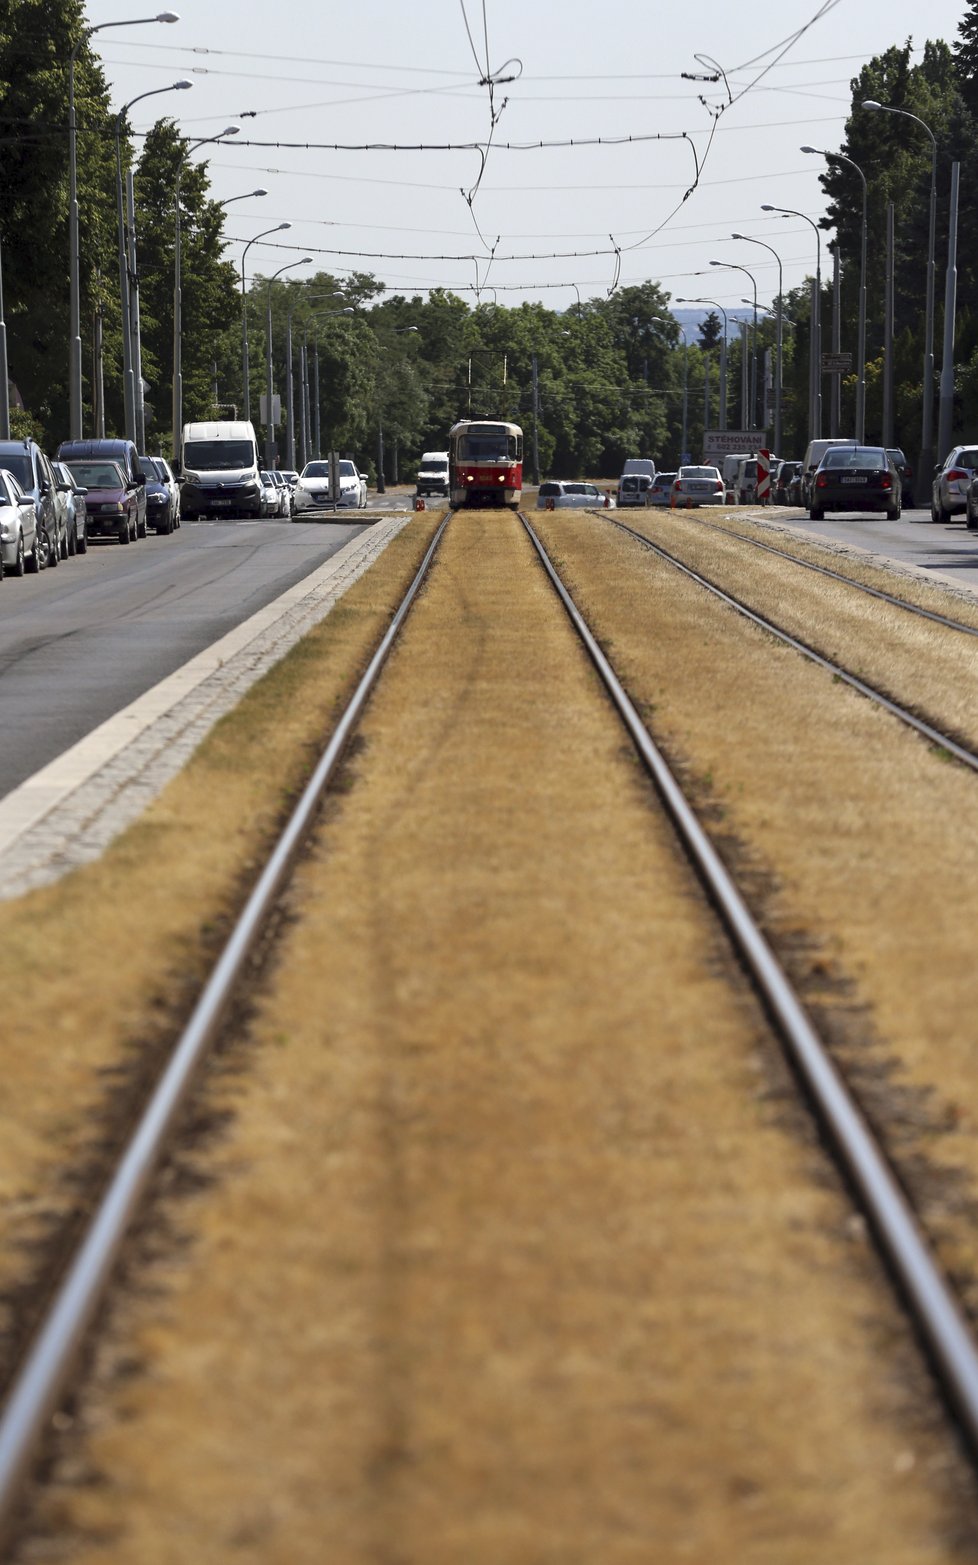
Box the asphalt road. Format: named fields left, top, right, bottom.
left=760, top=505, right=978, bottom=594
left=0, top=516, right=370, bottom=798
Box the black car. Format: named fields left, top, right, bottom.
left=809, top=445, right=901, bottom=520
left=774, top=460, right=802, bottom=505
left=886, top=448, right=914, bottom=508
left=139, top=455, right=176, bottom=534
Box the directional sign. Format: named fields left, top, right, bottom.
left=820, top=351, right=853, bottom=374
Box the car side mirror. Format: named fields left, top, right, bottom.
left=74, top=487, right=88, bottom=496
left=135, top=472, right=146, bottom=485
left=17, top=495, right=34, bottom=506
left=57, top=482, right=72, bottom=492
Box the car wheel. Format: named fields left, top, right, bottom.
left=137, top=514, right=147, bottom=539
left=11, top=532, right=25, bottom=576
left=118, top=519, right=131, bottom=545
left=967, top=498, right=978, bottom=530
left=886, top=505, right=901, bottom=521
left=76, top=530, right=87, bottom=555
left=44, top=528, right=58, bottom=567
left=809, top=506, right=824, bottom=521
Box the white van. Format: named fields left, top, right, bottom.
left=621, top=457, right=656, bottom=482
left=801, top=437, right=856, bottom=509
left=417, top=450, right=450, bottom=497
left=179, top=420, right=262, bottom=520
left=721, top=452, right=751, bottom=501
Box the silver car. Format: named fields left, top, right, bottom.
left=0, top=468, right=41, bottom=575
left=537, top=480, right=615, bottom=509
left=933, top=445, right=978, bottom=523
left=673, top=465, right=725, bottom=506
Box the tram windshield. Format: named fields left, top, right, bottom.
left=456, top=427, right=522, bottom=462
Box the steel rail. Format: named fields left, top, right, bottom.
left=520, top=509, right=978, bottom=1461
left=666, top=511, right=978, bottom=640
left=0, top=513, right=451, bottom=1538
left=607, top=515, right=978, bottom=774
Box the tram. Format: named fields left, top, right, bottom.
left=448, top=419, right=523, bottom=509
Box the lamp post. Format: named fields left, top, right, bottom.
left=761, top=204, right=822, bottom=443
left=678, top=297, right=728, bottom=430
left=374, top=324, right=418, bottom=493
left=171, top=125, right=240, bottom=461
left=862, top=100, right=938, bottom=491
left=732, top=232, right=783, bottom=452
left=308, top=309, right=356, bottom=462
left=802, top=145, right=866, bottom=441
left=0, top=234, right=8, bottom=440
left=710, top=261, right=758, bottom=430
left=653, top=316, right=688, bottom=463
left=265, top=258, right=313, bottom=467
left=115, top=81, right=191, bottom=445
left=69, top=11, right=179, bottom=439
left=240, top=220, right=290, bottom=426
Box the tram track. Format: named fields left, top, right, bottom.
left=3, top=507, right=978, bottom=1555
left=605, top=509, right=978, bottom=771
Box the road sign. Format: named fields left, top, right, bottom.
left=703, top=428, right=767, bottom=459
left=756, top=449, right=771, bottom=503
left=259, top=392, right=282, bottom=423
left=820, top=352, right=852, bottom=374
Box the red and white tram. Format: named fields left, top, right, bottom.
left=448, top=419, right=523, bottom=509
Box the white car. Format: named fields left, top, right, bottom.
left=0, top=468, right=41, bottom=575
left=672, top=465, right=725, bottom=506
left=536, top=480, right=615, bottom=509
left=293, top=458, right=367, bottom=514
left=260, top=471, right=285, bottom=517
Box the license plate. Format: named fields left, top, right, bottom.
left=841, top=476, right=867, bottom=484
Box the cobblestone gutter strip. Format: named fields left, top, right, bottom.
left=0, top=519, right=409, bottom=902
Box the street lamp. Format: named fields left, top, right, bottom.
left=761, top=204, right=823, bottom=444
left=802, top=145, right=867, bottom=441
left=68, top=11, right=179, bottom=438
left=732, top=232, right=784, bottom=452
left=217, top=189, right=268, bottom=208
left=677, top=297, right=728, bottom=430
left=862, top=100, right=938, bottom=491
left=171, top=125, right=240, bottom=462
left=308, top=309, right=356, bottom=460
left=240, top=221, right=291, bottom=425
left=374, top=324, right=418, bottom=493
left=653, top=316, right=688, bottom=464
left=115, top=81, right=192, bottom=446
left=710, top=260, right=759, bottom=430
left=265, top=258, right=313, bottom=468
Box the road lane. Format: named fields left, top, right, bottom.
left=758, top=506, right=978, bottom=594
left=0, top=518, right=370, bottom=797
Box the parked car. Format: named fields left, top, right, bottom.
left=139, top=454, right=177, bottom=534
left=0, top=437, right=65, bottom=569
left=721, top=452, right=752, bottom=502
left=617, top=473, right=652, bottom=507
left=267, top=470, right=291, bottom=516
left=809, top=445, right=901, bottom=519
left=787, top=466, right=804, bottom=506
left=773, top=460, right=802, bottom=505
left=293, top=458, right=367, bottom=514
left=151, top=456, right=181, bottom=530
left=885, top=448, right=914, bottom=508
left=933, top=445, right=978, bottom=524
left=801, top=437, right=858, bottom=509
left=0, top=468, right=41, bottom=575
left=672, top=465, right=725, bottom=507
left=536, top=480, right=615, bottom=509
left=646, top=471, right=677, bottom=507
left=52, top=460, right=88, bottom=555
left=61, top=459, right=140, bottom=544
left=58, top=438, right=147, bottom=538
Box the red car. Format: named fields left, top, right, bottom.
left=62, top=459, right=140, bottom=544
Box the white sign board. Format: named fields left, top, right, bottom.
left=703, top=429, right=767, bottom=459
left=259, top=393, right=282, bottom=424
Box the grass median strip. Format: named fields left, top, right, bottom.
left=0, top=513, right=441, bottom=1384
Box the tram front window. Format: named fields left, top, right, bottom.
left=458, top=433, right=521, bottom=462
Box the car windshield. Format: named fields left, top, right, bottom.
left=655, top=473, right=677, bottom=486
left=302, top=462, right=330, bottom=479
left=954, top=450, right=978, bottom=468
left=0, top=453, right=31, bottom=488
left=261, top=471, right=274, bottom=483
left=65, top=462, right=126, bottom=489
left=681, top=467, right=718, bottom=479
left=886, top=450, right=907, bottom=465
left=422, top=458, right=448, bottom=472
left=139, top=457, right=157, bottom=478
left=184, top=440, right=255, bottom=470
left=823, top=447, right=886, bottom=468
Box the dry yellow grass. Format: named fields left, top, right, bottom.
left=0, top=515, right=441, bottom=1377
left=30, top=513, right=978, bottom=1564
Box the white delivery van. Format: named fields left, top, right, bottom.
left=721, top=452, right=751, bottom=502
left=416, top=450, right=450, bottom=497
left=179, top=420, right=263, bottom=520
left=621, top=457, right=656, bottom=482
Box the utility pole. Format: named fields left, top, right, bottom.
left=938, top=161, right=960, bottom=463
left=531, top=352, right=540, bottom=484
left=883, top=201, right=895, bottom=449
left=830, top=243, right=841, bottom=439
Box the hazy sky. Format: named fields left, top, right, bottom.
left=93, top=0, right=968, bottom=316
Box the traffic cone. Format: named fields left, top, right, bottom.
left=414, top=496, right=425, bottom=511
